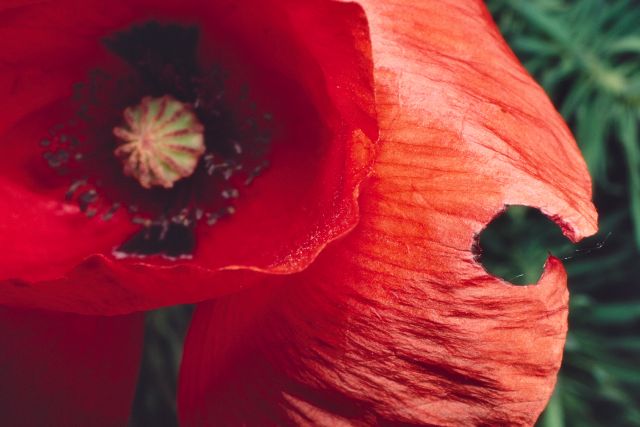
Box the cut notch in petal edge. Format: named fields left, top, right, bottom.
left=476, top=205, right=580, bottom=286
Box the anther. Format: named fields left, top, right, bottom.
left=65, top=179, right=88, bottom=201
left=221, top=189, right=239, bottom=199
left=78, top=190, right=98, bottom=212
left=101, top=203, right=121, bottom=221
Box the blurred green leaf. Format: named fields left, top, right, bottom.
left=488, top=0, right=640, bottom=425
left=590, top=303, right=640, bottom=324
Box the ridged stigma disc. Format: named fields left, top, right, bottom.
left=113, top=95, right=206, bottom=189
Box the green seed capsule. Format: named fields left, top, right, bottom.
left=113, top=95, right=206, bottom=189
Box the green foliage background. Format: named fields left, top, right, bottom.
left=131, top=1, right=640, bottom=426
left=487, top=1, right=640, bottom=425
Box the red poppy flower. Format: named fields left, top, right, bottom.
left=0, top=0, right=597, bottom=426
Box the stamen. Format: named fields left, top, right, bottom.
left=101, top=203, right=121, bottom=221
left=221, top=188, right=239, bottom=199
left=114, top=218, right=196, bottom=259
left=65, top=179, right=88, bottom=201
left=78, top=190, right=98, bottom=212
left=245, top=161, right=270, bottom=186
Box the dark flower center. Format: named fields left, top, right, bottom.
left=41, top=22, right=272, bottom=258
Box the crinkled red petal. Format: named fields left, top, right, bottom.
left=0, top=306, right=144, bottom=426
left=0, top=0, right=376, bottom=314
left=179, top=259, right=569, bottom=426
left=177, top=1, right=597, bottom=425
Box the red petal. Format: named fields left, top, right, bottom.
left=0, top=306, right=144, bottom=426
left=0, top=1, right=148, bottom=285
left=179, top=260, right=569, bottom=425
left=0, top=0, right=376, bottom=313
left=177, top=1, right=597, bottom=425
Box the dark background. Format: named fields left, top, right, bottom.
left=131, top=1, right=640, bottom=426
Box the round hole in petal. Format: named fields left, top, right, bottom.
left=476, top=205, right=573, bottom=285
